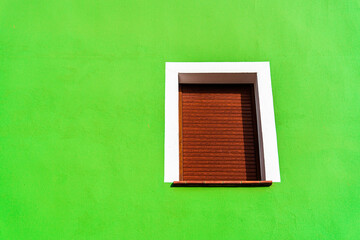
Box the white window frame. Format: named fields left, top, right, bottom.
left=164, top=62, right=280, bottom=182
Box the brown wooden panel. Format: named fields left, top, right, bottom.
left=179, top=84, right=260, bottom=181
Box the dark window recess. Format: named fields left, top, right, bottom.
left=179, top=84, right=261, bottom=181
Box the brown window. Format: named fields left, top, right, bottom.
left=179, top=82, right=261, bottom=181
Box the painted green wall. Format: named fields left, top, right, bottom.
left=1, top=1, right=359, bottom=239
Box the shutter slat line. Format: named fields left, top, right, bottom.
left=182, top=146, right=256, bottom=150
left=183, top=158, right=257, bottom=162
left=182, top=116, right=255, bottom=120
left=183, top=164, right=256, bottom=169
left=183, top=176, right=259, bottom=180
left=183, top=154, right=256, bottom=158
left=184, top=169, right=258, bottom=174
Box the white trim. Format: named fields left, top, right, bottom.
left=164, top=62, right=280, bottom=182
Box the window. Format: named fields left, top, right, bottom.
left=179, top=80, right=260, bottom=182
left=164, top=63, right=280, bottom=186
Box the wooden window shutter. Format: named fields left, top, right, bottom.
left=179, top=84, right=261, bottom=181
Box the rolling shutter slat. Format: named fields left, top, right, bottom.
left=183, top=176, right=259, bottom=181
left=183, top=159, right=257, bottom=163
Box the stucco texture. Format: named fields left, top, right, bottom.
left=0, top=1, right=359, bottom=239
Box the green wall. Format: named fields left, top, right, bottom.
left=1, top=1, right=359, bottom=239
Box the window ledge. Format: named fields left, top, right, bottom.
left=171, top=181, right=272, bottom=187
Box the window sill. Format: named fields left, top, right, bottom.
left=171, top=181, right=272, bottom=187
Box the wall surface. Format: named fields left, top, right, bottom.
left=0, top=1, right=359, bottom=239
